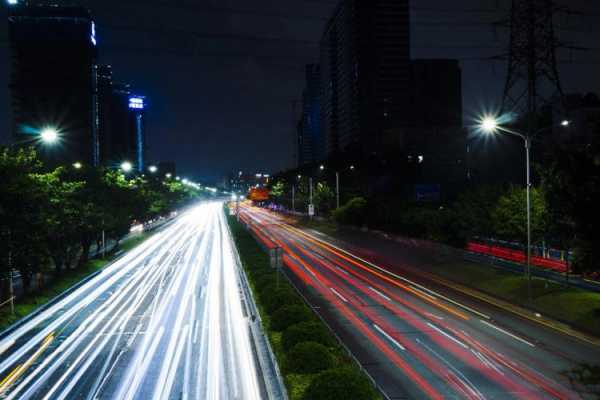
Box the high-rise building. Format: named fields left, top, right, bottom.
left=97, top=65, right=113, bottom=165
left=98, top=82, right=147, bottom=172
left=320, top=0, right=410, bottom=157
left=298, top=64, right=322, bottom=166
left=8, top=3, right=98, bottom=166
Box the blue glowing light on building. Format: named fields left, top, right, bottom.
left=129, top=97, right=145, bottom=109
left=90, top=21, right=97, bottom=46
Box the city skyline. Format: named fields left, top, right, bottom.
left=1, top=0, right=599, bottom=182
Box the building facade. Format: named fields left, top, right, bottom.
left=320, top=0, right=411, bottom=157
left=298, top=64, right=323, bottom=166
left=8, top=3, right=98, bottom=166
left=98, top=82, right=147, bottom=172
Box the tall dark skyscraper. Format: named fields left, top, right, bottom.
left=297, top=64, right=322, bottom=166
left=8, top=3, right=98, bottom=165
left=99, top=83, right=147, bottom=172
left=320, top=0, right=410, bottom=157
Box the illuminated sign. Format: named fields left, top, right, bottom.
left=129, top=97, right=145, bottom=109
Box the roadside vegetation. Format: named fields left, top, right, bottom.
left=226, top=211, right=380, bottom=400
left=430, top=261, right=600, bottom=336
left=268, top=132, right=600, bottom=279
left=0, top=232, right=149, bottom=331
left=0, top=147, right=206, bottom=320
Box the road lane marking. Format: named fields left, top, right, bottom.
left=285, top=225, right=491, bottom=320
left=480, top=320, right=535, bottom=347
left=426, top=323, right=468, bottom=349
left=368, top=286, right=391, bottom=301
left=330, top=288, right=348, bottom=303
left=373, top=324, right=405, bottom=351
left=0, top=333, right=54, bottom=394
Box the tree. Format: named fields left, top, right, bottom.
left=540, top=132, right=600, bottom=274
left=313, top=182, right=335, bottom=214
left=0, top=147, right=49, bottom=290
left=452, top=185, right=505, bottom=242
left=491, top=186, right=548, bottom=246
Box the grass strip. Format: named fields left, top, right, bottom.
left=226, top=210, right=381, bottom=400
left=0, top=232, right=150, bottom=332
left=431, top=261, right=600, bottom=336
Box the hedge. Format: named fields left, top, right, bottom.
left=282, top=321, right=335, bottom=352
left=270, top=304, right=315, bottom=331
left=284, top=341, right=335, bottom=374
left=225, top=208, right=380, bottom=400
left=302, top=368, right=379, bottom=400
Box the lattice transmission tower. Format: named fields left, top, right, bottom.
left=501, top=0, right=565, bottom=130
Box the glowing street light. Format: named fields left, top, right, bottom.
left=165, top=173, right=172, bottom=178
left=480, top=117, right=499, bottom=133
left=40, top=127, right=59, bottom=144
left=73, top=162, right=82, bottom=169
left=478, top=114, right=571, bottom=304
left=319, top=165, right=325, bottom=171
left=121, top=161, right=133, bottom=173
left=148, top=165, right=158, bottom=173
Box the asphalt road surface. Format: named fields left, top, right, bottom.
left=240, top=204, right=600, bottom=400
left=0, top=202, right=263, bottom=400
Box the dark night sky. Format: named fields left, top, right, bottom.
left=1, top=0, right=599, bottom=183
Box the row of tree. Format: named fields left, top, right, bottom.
left=267, top=134, right=599, bottom=275
left=0, top=147, right=203, bottom=291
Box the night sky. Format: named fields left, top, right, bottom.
left=1, top=0, right=599, bottom=183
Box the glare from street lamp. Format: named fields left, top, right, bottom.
left=319, top=165, right=325, bottom=170
left=561, top=120, right=570, bottom=127
left=481, top=117, right=499, bottom=133
left=40, top=127, right=59, bottom=144
left=350, top=165, right=355, bottom=170
left=148, top=165, right=158, bottom=173
left=73, top=162, right=82, bottom=169
left=165, top=173, right=172, bottom=178
left=121, top=161, right=133, bottom=173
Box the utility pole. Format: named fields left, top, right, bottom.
left=335, top=172, right=340, bottom=209
left=292, top=185, right=295, bottom=212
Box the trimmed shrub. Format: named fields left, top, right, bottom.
left=253, top=274, right=277, bottom=292
left=333, top=197, right=368, bottom=226
left=270, top=304, right=314, bottom=331
left=284, top=342, right=335, bottom=374
left=302, top=368, right=378, bottom=400
left=282, top=321, right=334, bottom=352
left=262, top=288, right=302, bottom=314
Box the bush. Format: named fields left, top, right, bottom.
left=303, top=368, right=378, bottom=400
left=333, top=197, right=368, bottom=226
left=253, top=274, right=277, bottom=292
left=282, top=321, right=335, bottom=352
left=270, top=304, right=314, bottom=331
left=284, top=342, right=335, bottom=374
left=262, top=288, right=302, bottom=314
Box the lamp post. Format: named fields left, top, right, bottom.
left=480, top=116, right=570, bottom=304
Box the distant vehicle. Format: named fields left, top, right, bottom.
left=248, top=187, right=269, bottom=202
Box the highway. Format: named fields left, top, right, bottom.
left=0, top=202, right=263, bottom=400
left=240, top=204, right=600, bottom=400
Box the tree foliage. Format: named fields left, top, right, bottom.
left=0, top=147, right=203, bottom=291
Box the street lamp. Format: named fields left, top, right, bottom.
left=120, top=161, right=133, bottom=173
left=40, top=127, right=59, bottom=144
left=165, top=173, right=172, bottom=178
left=479, top=115, right=570, bottom=304
left=148, top=165, right=158, bottom=173
left=73, top=162, right=82, bottom=169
